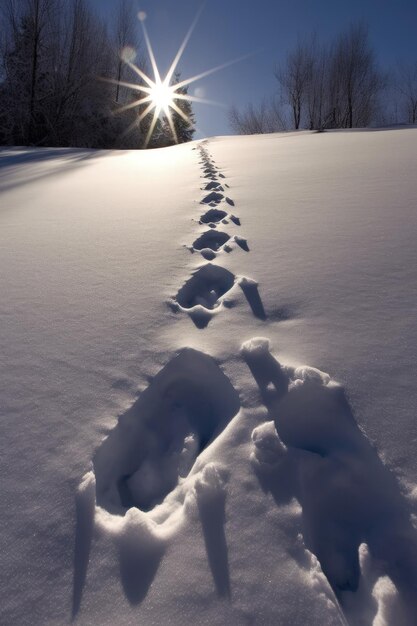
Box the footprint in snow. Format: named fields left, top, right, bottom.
left=242, top=337, right=417, bottom=619
left=201, top=171, right=219, bottom=180
left=200, top=208, right=229, bottom=224
left=90, top=350, right=240, bottom=605
left=188, top=232, right=248, bottom=259
left=94, top=348, right=240, bottom=514
left=200, top=192, right=234, bottom=206
left=170, top=264, right=236, bottom=328
left=202, top=165, right=218, bottom=174
left=203, top=181, right=224, bottom=192
left=191, top=230, right=231, bottom=260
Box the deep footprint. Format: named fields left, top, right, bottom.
left=201, top=191, right=224, bottom=205
left=203, top=182, right=224, bottom=191
left=192, top=230, right=231, bottom=252
left=93, top=349, right=240, bottom=513
left=200, top=208, right=228, bottom=224
left=175, top=264, right=235, bottom=310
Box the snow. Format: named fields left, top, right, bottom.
left=1, top=128, right=417, bottom=625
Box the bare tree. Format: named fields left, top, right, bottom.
left=304, top=39, right=330, bottom=130
left=395, top=62, right=417, bottom=124
left=329, top=23, right=383, bottom=128
left=229, top=98, right=287, bottom=135
left=275, top=41, right=312, bottom=129
left=271, top=22, right=383, bottom=132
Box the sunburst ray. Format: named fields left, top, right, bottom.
left=113, top=6, right=250, bottom=146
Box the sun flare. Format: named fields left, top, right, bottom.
left=149, top=81, right=175, bottom=113
left=105, top=8, right=249, bottom=148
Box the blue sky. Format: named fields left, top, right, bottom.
left=95, top=0, right=417, bottom=137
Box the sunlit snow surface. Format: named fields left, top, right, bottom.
left=1, top=129, right=417, bottom=626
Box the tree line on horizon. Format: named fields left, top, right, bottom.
left=0, top=0, right=195, bottom=149
left=230, top=23, right=417, bottom=134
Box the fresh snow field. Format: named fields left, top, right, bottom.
left=1, top=128, right=417, bottom=626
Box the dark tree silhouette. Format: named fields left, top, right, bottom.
left=151, top=73, right=196, bottom=147
left=0, top=0, right=148, bottom=148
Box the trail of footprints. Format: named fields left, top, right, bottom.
left=169, top=142, right=251, bottom=328
left=76, top=141, right=417, bottom=624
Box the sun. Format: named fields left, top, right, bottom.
left=149, top=80, right=175, bottom=113
left=105, top=8, right=249, bottom=148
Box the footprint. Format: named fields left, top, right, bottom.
left=172, top=264, right=236, bottom=328
left=93, top=349, right=240, bottom=513
left=192, top=230, right=231, bottom=255
left=200, top=208, right=228, bottom=224
left=203, top=182, right=224, bottom=192
left=242, top=338, right=417, bottom=613
left=202, top=167, right=218, bottom=177
left=201, top=191, right=224, bottom=205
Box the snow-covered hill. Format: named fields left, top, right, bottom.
left=1, top=128, right=417, bottom=626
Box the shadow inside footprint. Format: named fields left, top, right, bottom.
left=200, top=208, right=228, bottom=224
left=94, top=349, right=240, bottom=514
left=192, top=230, right=231, bottom=252
left=203, top=181, right=224, bottom=192
left=201, top=191, right=224, bottom=205
left=174, top=264, right=236, bottom=327
left=92, top=350, right=240, bottom=607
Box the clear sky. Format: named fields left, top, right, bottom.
left=94, top=0, right=417, bottom=138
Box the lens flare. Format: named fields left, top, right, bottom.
left=121, top=46, right=136, bottom=63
